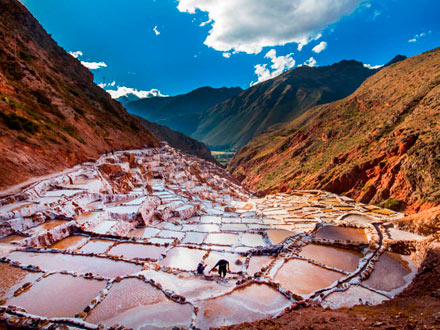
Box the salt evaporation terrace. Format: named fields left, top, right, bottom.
left=0, top=144, right=429, bottom=329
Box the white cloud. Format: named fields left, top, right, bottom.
left=222, top=52, right=231, bottom=58
left=80, top=61, right=107, bottom=70
left=69, top=51, right=83, bottom=58
left=177, top=0, right=363, bottom=54
left=251, top=49, right=295, bottom=85
left=363, top=63, right=383, bottom=69
left=304, top=57, right=317, bottom=67
left=69, top=50, right=107, bottom=70
left=100, top=84, right=167, bottom=99
left=200, top=18, right=212, bottom=27
left=312, top=41, right=327, bottom=53
left=409, top=31, right=431, bottom=43
left=153, top=26, right=160, bottom=36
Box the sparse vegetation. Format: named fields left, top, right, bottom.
left=0, top=111, right=38, bottom=133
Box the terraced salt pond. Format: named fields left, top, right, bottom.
left=0, top=146, right=427, bottom=329
left=85, top=278, right=194, bottom=329
left=274, top=259, right=345, bottom=296
left=298, top=244, right=363, bottom=272
left=7, top=273, right=106, bottom=318
left=7, top=251, right=142, bottom=277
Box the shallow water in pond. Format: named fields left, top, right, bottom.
left=194, top=283, right=291, bottom=329
left=343, top=214, right=374, bottom=225
left=181, top=224, right=220, bottom=232
left=86, top=278, right=193, bottom=329
left=321, top=285, right=389, bottom=309
left=205, top=251, right=245, bottom=274
left=7, top=273, right=105, bottom=318
left=274, top=259, right=344, bottom=296
left=181, top=232, right=206, bottom=244
left=50, top=235, right=88, bottom=251
left=141, top=270, right=234, bottom=301
left=159, top=247, right=206, bottom=271
left=241, top=233, right=266, bottom=247
left=246, top=256, right=274, bottom=276
left=266, top=229, right=297, bottom=244
left=364, top=252, right=414, bottom=292
left=204, top=233, right=238, bottom=246
left=90, top=221, right=117, bottom=235
left=0, top=235, right=27, bottom=244
left=157, top=230, right=185, bottom=239
left=128, top=227, right=160, bottom=239
left=298, top=244, right=362, bottom=272
left=8, top=251, right=141, bottom=277
left=315, top=225, right=368, bottom=243
left=108, top=243, right=166, bottom=260
left=79, top=239, right=115, bottom=254
left=0, top=263, right=41, bottom=299
left=24, top=220, right=68, bottom=235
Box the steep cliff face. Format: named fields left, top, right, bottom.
left=135, top=116, right=217, bottom=164
left=229, top=47, right=440, bottom=212
left=193, top=60, right=377, bottom=150
left=0, top=0, right=158, bottom=189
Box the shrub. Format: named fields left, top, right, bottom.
left=0, top=111, right=38, bottom=134
left=382, top=198, right=405, bottom=211
left=31, top=90, right=51, bottom=106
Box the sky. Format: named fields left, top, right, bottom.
left=20, top=0, right=440, bottom=98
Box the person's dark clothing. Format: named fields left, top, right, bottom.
left=197, top=262, right=206, bottom=274
left=214, top=259, right=229, bottom=278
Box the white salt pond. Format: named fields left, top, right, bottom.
left=7, top=273, right=106, bottom=318
left=85, top=278, right=193, bottom=329
left=0, top=146, right=425, bottom=329
left=7, top=251, right=142, bottom=277
left=194, top=283, right=291, bottom=329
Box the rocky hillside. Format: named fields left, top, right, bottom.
left=0, top=0, right=158, bottom=189
left=135, top=116, right=217, bottom=163
left=193, top=60, right=378, bottom=150
left=229, top=47, right=440, bottom=212
left=125, top=86, right=242, bottom=136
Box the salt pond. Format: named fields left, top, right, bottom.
left=0, top=146, right=424, bottom=329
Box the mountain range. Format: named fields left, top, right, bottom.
left=229, top=47, right=440, bottom=212
left=125, top=86, right=242, bottom=136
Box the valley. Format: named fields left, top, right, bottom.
left=0, top=0, right=439, bottom=329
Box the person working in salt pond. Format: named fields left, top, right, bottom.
left=209, top=259, right=230, bottom=278
left=197, top=261, right=206, bottom=275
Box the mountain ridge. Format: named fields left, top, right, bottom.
left=193, top=59, right=380, bottom=150
left=229, top=47, right=440, bottom=212
left=135, top=115, right=217, bottom=164
left=125, top=86, right=242, bottom=136
left=0, top=0, right=158, bottom=189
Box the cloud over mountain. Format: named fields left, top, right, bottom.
left=177, top=0, right=363, bottom=54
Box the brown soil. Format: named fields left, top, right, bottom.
left=221, top=245, right=440, bottom=330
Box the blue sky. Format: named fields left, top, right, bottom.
left=20, top=0, right=440, bottom=97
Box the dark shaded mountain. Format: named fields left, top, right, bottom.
left=0, top=0, right=158, bottom=189
left=117, top=94, right=140, bottom=105
left=229, top=47, right=440, bottom=212
left=192, top=60, right=380, bottom=150
left=135, top=116, right=217, bottom=164
left=125, top=86, right=242, bottom=136
left=385, top=55, right=407, bottom=67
